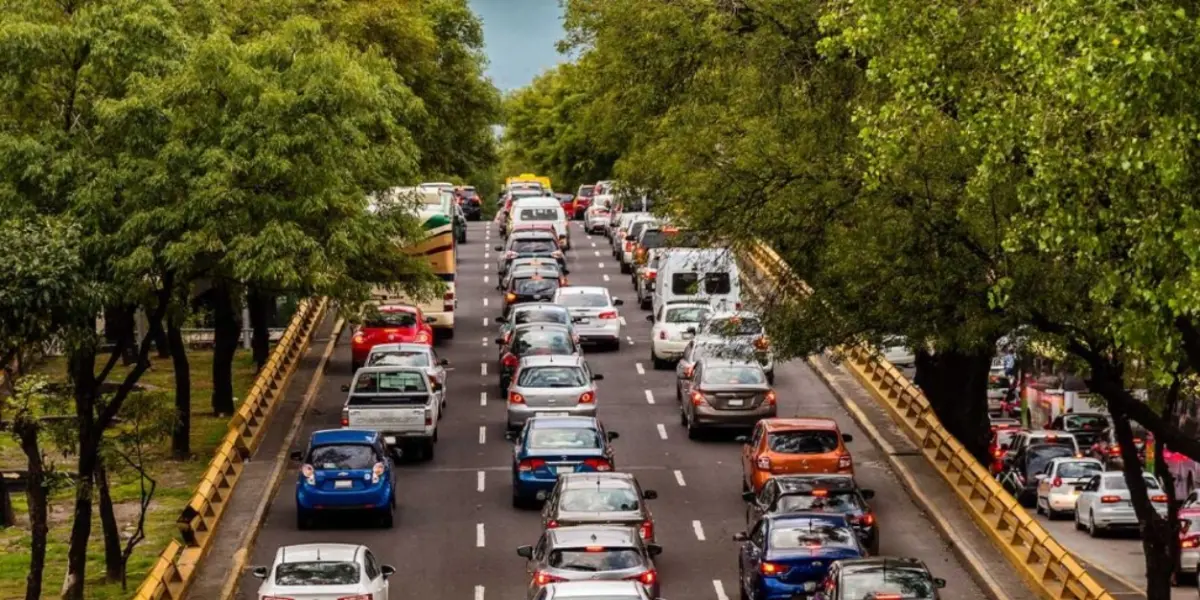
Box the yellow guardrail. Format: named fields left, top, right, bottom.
left=133, top=297, right=329, bottom=600
left=736, top=242, right=1115, bottom=600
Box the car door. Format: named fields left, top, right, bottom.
left=741, top=519, right=768, bottom=595
left=363, top=550, right=387, bottom=600
left=1076, top=475, right=1100, bottom=514
left=1036, top=461, right=1055, bottom=500
left=742, top=422, right=765, bottom=488
left=751, top=480, right=778, bottom=524
left=525, top=533, right=549, bottom=596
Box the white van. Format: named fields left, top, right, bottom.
left=510, top=197, right=570, bottom=249
left=652, top=249, right=742, bottom=317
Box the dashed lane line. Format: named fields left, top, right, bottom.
left=476, top=586, right=485, bottom=600
left=714, top=580, right=730, bottom=600
left=603, top=274, right=610, bottom=282
left=635, top=363, right=645, bottom=375
left=674, top=470, right=687, bottom=487
left=481, top=363, right=488, bottom=376
left=484, top=275, right=489, bottom=284
left=477, top=523, right=486, bottom=547
left=485, top=263, right=490, bottom=270
left=477, top=471, right=485, bottom=492
left=483, top=317, right=489, bottom=327
left=645, top=390, right=655, bottom=404
left=620, top=316, right=627, bottom=326
left=478, top=426, right=487, bottom=445
left=693, top=520, right=707, bottom=541
left=599, top=262, right=606, bottom=269
left=591, top=241, right=597, bottom=247
left=483, top=297, right=489, bottom=307
left=656, top=424, right=668, bottom=440
left=594, top=250, right=601, bottom=256
left=480, top=392, right=487, bottom=407
left=626, top=336, right=635, bottom=345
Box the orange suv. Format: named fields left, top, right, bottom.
left=738, top=418, right=855, bottom=494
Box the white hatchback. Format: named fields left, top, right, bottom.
left=253, top=543, right=394, bottom=600
left=647, top=301, right=711, bottom=369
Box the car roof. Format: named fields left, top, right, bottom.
left=546, top=581, right=646, bottom=598
left=528, top=416, right=599, bottom=429
left=773, top=474, right=858, bottom=493
left=768, top=512, right=852, bottom=527
left=367, top=343, right=432, bottom=353
left=513, top=303, right=569, bottom=313
left=354, top=365, right=429, bottom=375
left=1027, top=430, right=1076, bottom=437
left=838, top=557, right=928, bottom=572
left=560, top=472, right=637, bottom=489
left=276, top=543, right=362, bottom=564
left=513, top=197, right=560, bottom=206
left=513, top=322, right=573, bottom=333
left=519, top=355, right=585, bottom=368
left=549, top=525, right=640, bottom=548
left=1048, top=457, right=1101, bottom=466
left=764, top=418, right=841, bottom=432
left=310, top=429, right=380, bottom=446
left=556, top=286, right=609, bottom=295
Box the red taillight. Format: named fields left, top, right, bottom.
left=415, top=331, right=432, bottom=344
left=856, top=512, right=876, bottom=526
left=838, top=454, right=853, bottom=470
left=506, top=292, right=517, bottom=303
left=735, top=302, right=743, bottom=310
left=578, top=391, right=595, bottom=404
left=583, top=458, right=612, bottom=472
left=639, top=519, right=654, bottom=540
left=1052, top=477, right=1062, bottom=488
left=443, top=291, right=455, bottom=310
left=626, top=569, right=657, bottom=585
left=1101, top=495, right=1122, bottom=504
left=1183, top=536, right=1200, bottom=549
left=756, top=455, right=771, bottom=470
left=508, top=392, right=525, bottom=404
left=352, top=332, right=366, bottom=345
left=1108, top=446, right=1121, bottom=455
left=765, top=390, right=777, bottom=406
left=519, top=458, right=546, bottom=472
left=337, top=594, right=373, bottom=600
left=1152, top=494, right=1168, bottom=503
left=502, top=353, right=519, bottom=368
left=760, top=562, right=785, bottom=576
left=340, top=408, right=349, bottom=427
left=874, top=595, right=901, bottom=600
left=546, top=519, right=559, bottom=528
left=598, top=311, right=618, bottom=319
left=534, top=571, right=565, bottom=586
left=992, top=447, right=1003, bottom=458
left=301, top=464, right=315, bottom=485
left=658, top=330, right=667, bottom=340
left=644, top=270, right=657, bottom=281
left=691, top=391, right=705, bottom=406
left=624, top=240, right=634, bottom=252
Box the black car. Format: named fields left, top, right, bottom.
left=815, top=557, right=946, bottom=600
left=497, top=324, right=581, bottom=390
left=742, top=474, right=879, bottom=555
left=1000, top=443, right=1076, bottom=506
left=1050, top=412, right=1110, bottom=449
left=496, top=232, right=566, bottom=275
left=542, top=473, right=659, bottom=543
left=503, top=273, right=563, bottom=318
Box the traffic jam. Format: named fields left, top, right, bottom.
left=245, top=177, right=984, bottom=600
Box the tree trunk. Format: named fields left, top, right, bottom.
left=211, top=283, right=240, bottom=416
left=168, top=319, right=191, bottom=459
left=15, top=418, right=47, bottom=600
left=62, top=345, right=98, bottom=600
left=103, top=306, right=137, bottom=367
left=95, top=459, right=123, bottom=582
left=247, top=287, right=275, bottom=372
left=1110, top=403, right=1174, bottom=600
left=913, top=347, right=993, bottom=464
left=152, top=320, right=170, bottom=359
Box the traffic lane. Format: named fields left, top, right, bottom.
left=1036, top=512, right=1182, bottom=599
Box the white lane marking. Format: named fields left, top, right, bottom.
left=485, top=263, right=490, bottom=270
left=479, top=426, right=487, bottom=445
left=620, top=316, right=627, bottom=326
left=591, top=241, right=597, bottom=247
left=481, top=362, right=488, bottom=376
left=645, top=390, right=655, bottom=404
left=483, top=297, right=489, bottom=307
left=482, top=337, right=488, bottom=346
left=477, top=471, right=485, bottom=492
left=693, top=520, right=707, bottom=541
left=657, top=423, right=668, bottom=440
left=626, top=336, right=635, bottom=345
left=475, top=586, right=485, bottom=600
left=485, top=252, right=490, bottom=259
left=635, top=363, right=645, bottom=375
left=598, top=262, right=606, bottom=269
left=674, top=469, right=687, bottom=486
left=713, top=580, right=729, bottom=600
left=483, top=317, right=489, bottom=327
left=480, top=391, right=488, bottom=406
left=603, top=274, right=610, bottom=282
left=477, top=522, right=486, bottom=547
left=484, top=275, right=489, bottom=284
left=594, top=250, right=601, bottom=256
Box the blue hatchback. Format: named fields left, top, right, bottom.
left=735, top=513, right=865, bottom=600
left=291, top=429, right=396, bottom=529
left=511, top=416, right=619, bottom=508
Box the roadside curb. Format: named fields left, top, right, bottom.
left=806, top=354, right=1013, bottom=600
left=218, top=316, right=345, bottom=600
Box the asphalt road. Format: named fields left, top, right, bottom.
left=241, top=220, right=991, bottom=600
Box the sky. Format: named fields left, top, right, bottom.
left=469, top=0, right=567, bottom=92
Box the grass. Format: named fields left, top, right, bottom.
left=0, top=349, right=260, bottom=600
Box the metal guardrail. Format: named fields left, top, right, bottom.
left=132, top=297, right=329, bottom=600
left=737, top=242, right=1114, bottom=600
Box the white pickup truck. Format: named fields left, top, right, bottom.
left=341, top=366, right=441, bottom=461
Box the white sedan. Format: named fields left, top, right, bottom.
left=647, top=301, right=711, bottom=369
left=1034, top=457, right=1102, bottom=518
left=253, top=543, right=394, bottom=600
left=1074, top=471, right=1168, bottom=537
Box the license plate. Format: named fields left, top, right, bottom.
left=573, top=317, right=589, bottom=324
left=384, top=436, right=396, bottom=445
left=728, top=399, right=745, bottom=406
left=682, top=332, right=694, bottom=339
left=334, top=480, right=353, bottom=489
left=803, top=582, right=818, bottom=593
left=539, top=411, right=570, bottom=417
left=557, top=465, right=575, bottom=474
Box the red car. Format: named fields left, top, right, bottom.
left=351, top=304, right=434, bottom=371
left=989, top=425, right=1023, bottom=475
left=572, top=184, right=596, bottom=219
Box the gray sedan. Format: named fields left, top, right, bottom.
left=680, top=359, right=776, bottom=439
left=506, top=355, right=602, bottom=432
left=517, top=526, right=662, bottom=600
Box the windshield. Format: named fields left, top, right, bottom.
left=275, top=562, right=360, bottom=586
left=579, top=185, right=596, bottom=197
left=666, top=306, right=710, bottom=323
left=365, top=311, right=417, bottom=328
left=1064, top=415, right=1108, bottom=431
left=702, top=366, right=766, bottom=384
left=308, top=444, right=378, bottom=470
left=353, top=371, right=428, bottom=393
left=1056, top=461, right=1102, bottom=479
left=368, top=351, right=431, bottom=367
left=558, top=293, right=610, bottom=308
left=548, top=548, right=644, bottom=571
left=518, top=366, right=587, bottom=387
left=703, top=317, right=763, bottom=336
left=1104, top=475, right=1160, bottom=490
left=768, top=522, right=858, bottom=549
left=528, top=428, right=603, bottom=449
left=514, top=309, right=569, bottom=325
left=995, top=430, right=1019, bottom=446
left=512, top=240, right=558, bottom=253
left=513, top=331, right=575, bottom=355
left=842, top=568, right=937, bottom=600
left=768, top=431, right=840, bottom=454
left=560, top=487, right=640, bottom=512
left=776, top=492, right=863, bottom=513
left=513, top=278, right=560, bottom=296
left=520, top=208, right=560, bottom=221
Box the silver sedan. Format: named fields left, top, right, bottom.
left=553, top=286, right=625, bottom=350
left=506, top=355, right=603, bottom=432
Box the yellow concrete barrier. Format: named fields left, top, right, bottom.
left=737, top=242, right=1114, bottom=600
left=133, top=297, right=328, bottom=600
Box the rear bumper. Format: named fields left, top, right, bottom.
left=575, top=321, right=621, bottom=341
left=426, top=311, right=455, bottom=330
left=513, top=472, right=560, bottom=500
left=757, top=577, right=822, bottom=600
left=348, top=424, right=435, bottom=443
left=296, top=483, right=392, bottom=511
left=652, top=338, right=690, bottom=358
left=1180, top=549, right=1200, bottom=573
left=507, top=404, right=597, bottom=429
left=693, top=404, right=776, bottom=428
left=1046, top=491, right=1081, bottom=512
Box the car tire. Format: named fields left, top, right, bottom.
left=1035, top=500, right=1043, bottom=515
left=512, top=490, right=530, bottom=510
left=620, top=262, right=631, bottom=274
left=1074, top=511, right=1084, bottom=531
left=640, top=297, right=651, bottom=310
left=296, top=510, right=311, bottom=530
left=1088, top=511, right=1100, bottom=537
left=381, top=506, right=395, bottom=529
left=739, top=578, right=750, bottom=600
left=422, top=439, right=435, bottom=462
left=652, top=352, right=670, bottom=371
left=440, top=328, right=455, bottom=340
left=686, top=414, right=700, bottom=440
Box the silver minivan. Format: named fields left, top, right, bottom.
left=506, top=355, right=603, bottom=432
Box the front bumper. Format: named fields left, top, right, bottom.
left=693, top=404, right=777, bottom=428
left=507, top=404, right=598, bottom=430
left=296, top=482, right=392, bottom=511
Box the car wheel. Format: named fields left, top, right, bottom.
left=1035, top=499, right=1043, bottom=515
left=296, top=510, right=311, bottom=530
left=652, top=351, right=670, bottom=370
left=512, top=489, right=529, bottom=509
left=381, top=506, right=395, bottom=529
left=739, top=577, right=750, bottom=600
left=1047, top=508, right=1060, bottom=521
left=1074, top=510, right=1084, bottom=531
left=423, top=440, right=435, bottom=462
left=680, top=406, right=689, bottom=427
left=620, top=262, right=631, bottom=274
left=686, top=414, right=700, bottom=440
left=766, top=371, right=775, bottom=385
left=1088, top=511, right=1100, bottom=537
left=640, top=297, right=651, bottom=310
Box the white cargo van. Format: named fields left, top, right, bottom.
left=652, top=249, right=742, bottom=317
left=510, top=197, right=570, bottom=249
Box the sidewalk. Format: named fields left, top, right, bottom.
left=185, top=311, right=340, bottom=600
left=808, top=354, right=1039, bottom=600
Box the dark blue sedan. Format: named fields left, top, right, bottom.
left=735, top=513, right=865, bottom=600
left=291, top=429, right=395, bottom=529
left=511, top=416, right=619, bottom=509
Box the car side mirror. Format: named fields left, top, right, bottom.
left=933, top=578, right=946, bottom=589
left=643, top=489, right=658, bottom=500
left=646, top=543, right=663, bottom=557
left=432, top=382, right=443, bottom=392
left=841, top=433, right=854, bottom=443
left=607, top=431, right=620, bottom=441
left=516, top=545, right=534, bottom=559
left=250, top=566, right=269, bottom=579
left=860, top=489, right=876, bottom=500
left=686, top=327, right=696, bottom=334
left=645, top=315, right=655, bottom=322
left=732, top=532, right=748, bottom=542
left=289, top=451, right=303, bottom=461
left=613, top=298, right=624, bottom=306
left=494, top=245, right=503, bottom=251
left=495, top=338, right=504, bottom=345
left=496, top=316, right=507, bottom=323
left=341, top=384, right=351, bottom=392
left=440, top=358, right=450, bottom=366
left=381, top=565, right=396, bottom=579
left=592, top=374, right=604, bottom=381
left=742, top=491, right=755, bottom=502
left=734, top=435, right=749, bottom=443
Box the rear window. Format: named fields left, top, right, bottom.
left=671, top=272, right=732, bottom=295
left=368, top=351, right=431, bottom=367
left=560, top=487, right=640, bottom=512
left=513, top=331, right=575, bottom=355
left=695, top=342, right=756, bottom=362
left=275, top=562, right=360, bottom=586
left=642, top=230, right=703, bottom=249
left=513, top=278, right=560, bottom=296
left=548, top=548, right=644, bottom=571
left=1056, top=461, right=1102, bottom=479
left=841, top=568, right=937, bottom=600
left=1104, top=475, right=1160, bottom=490
left=528, top=428, right=603, bottom=449
left=702, top=366, right=766, bottom=384
left=578, top=185, right=596, bottom=197
left=557, top=293, right=610, bottom=308
left=1027, top=447, right=1076, bottom=473
left=353, top=371, right=428, bottom=393
left=514, top=309, right=569, bottom=325
left=769, top=523, right=858, bottom=549
left=512, top=240, right=558, bottom=253
left=511, top=267, right=561, bottom=280
left=518, top=366, right=587, bottom=387
left=768, top=431, right=840, bottom=454
left=365, top=311, right=417, bottom=328
left=520, top=208, right=560, bottom=221
left=308, top=444, right=378, bottom=470
left=704, top=317, right=763, bottom=336
left=776, top=491, right=864, bottom=513
left=1063, top=415, right=1108, bottom=431
left=666, top=306, right=710, bottom=323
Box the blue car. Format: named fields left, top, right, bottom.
left=511, top=416, right=619, bottom=509
left=735, top=513, right=865, bottom=600
left=291, top=429, right=396, bottom=529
